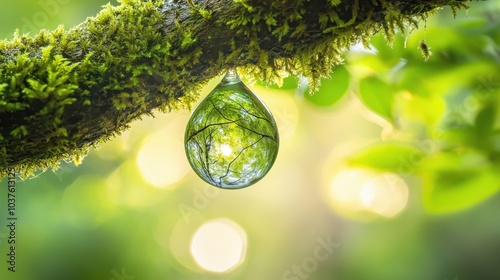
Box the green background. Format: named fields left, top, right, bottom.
left=1, top=1, right=500, bottom=279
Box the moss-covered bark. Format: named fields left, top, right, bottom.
left=0, top=0, right=474, bottom=177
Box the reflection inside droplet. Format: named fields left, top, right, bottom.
left=219, top=144, right=233, bottom=157
left=185, top=70, right=279, bottom=189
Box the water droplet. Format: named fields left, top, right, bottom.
left=185, top=70, right=279, bottom=189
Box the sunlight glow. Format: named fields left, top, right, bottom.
left=137, top=133, right=189, bottom=188
left=190, top=218, right=247, bottom=273
left=327, top=168, right=409, bottom=218
left=219, top=144, right=233, bottom=157
left=363, top=173, right=409, bottom=217
left=360, top=181, right=377, bottom=207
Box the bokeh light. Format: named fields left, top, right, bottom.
left=325, top=168, right=409, bottom=218
left=137, top=132, right=190, bottom=188
left=360, top=173, right=409, bottom=217
left=190, top=218, right=247, bottom=273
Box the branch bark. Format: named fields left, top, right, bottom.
left=0, top=0, right=474, bottom=177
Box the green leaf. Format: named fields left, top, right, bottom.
left=422, top=152, right=500, bottom=213
left=396, top=93, right=446, bottom=126
left=358, top=76, right=394, bottom=123
left=424, top=169, right=500, bottom=213
left=305, top=65, right=350, bottom=107
left=348, top=143, right=424, bottom=174
left=474, top=102, right=496, bottom=138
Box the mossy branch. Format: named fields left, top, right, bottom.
left=0, top=0, right=474, bottom=177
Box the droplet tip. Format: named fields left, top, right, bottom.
left=223, top=68, right=240, bottom=84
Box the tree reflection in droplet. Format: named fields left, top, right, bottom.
left=185, top=70, right=279, bottom=189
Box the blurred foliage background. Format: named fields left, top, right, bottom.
left=1, top=1, right=500, bottom=279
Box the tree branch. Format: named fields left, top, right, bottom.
left=0, top=0, right=474, bottom=177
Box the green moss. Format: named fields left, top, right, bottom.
left=0, top=0, right=473, bottom=178
left=223, top=0, right=438, bottom=91
left=0, top=0, right=206, bottom=177
left=419, top=40, right=432, bottom=61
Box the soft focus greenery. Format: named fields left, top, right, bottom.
left=1, top=1, right=500, bottom=280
